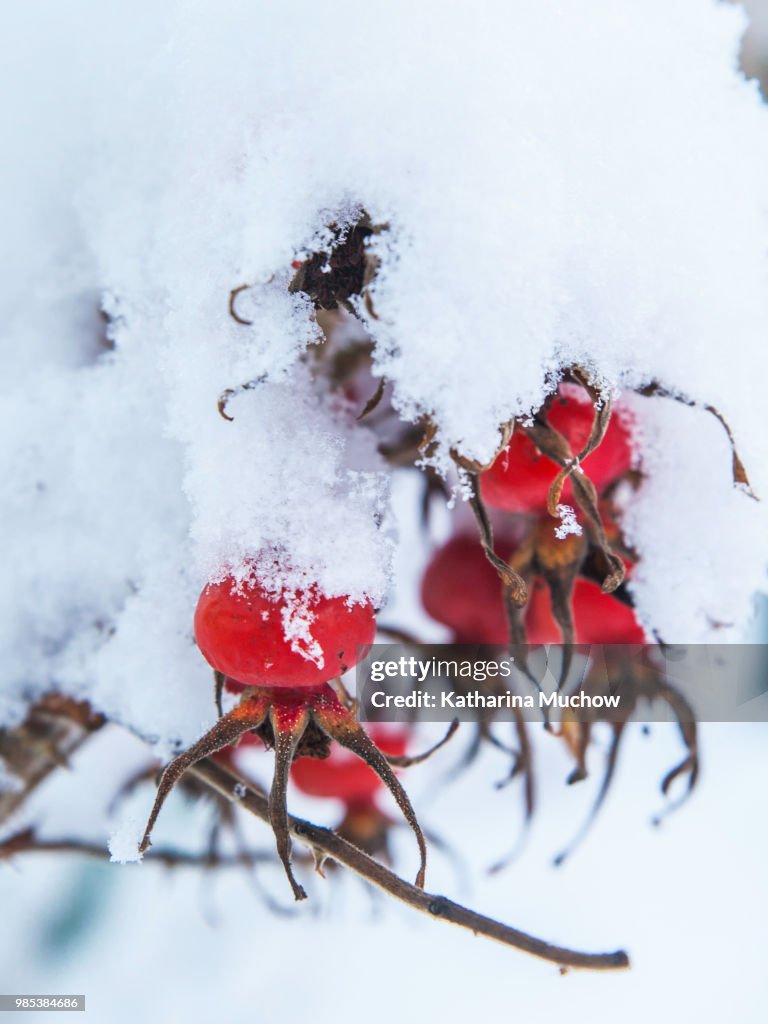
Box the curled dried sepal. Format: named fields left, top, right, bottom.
left=650, top=682, right=699, bottom=827
left=523, top=418, right=625, bottom=593
left=546, top=380, right=613, bottom=513
left=383, top=719, right=459, bottom=768
left=467, top=477, right=528, bottom=606
left=417, top=417, right=439, bottom=458
left=217, top=375, right=268, bottom=422
left=638, top=381, right=758, bottom=500
left=451, top=421, right=514, bottom=474
left=463, top=478, right=554, bottom=712
left=140, top=684, right=429, bottom=898
left=228, top=284, right=254, bottom=326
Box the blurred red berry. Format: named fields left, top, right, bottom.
left=421, top=535, right=514, bottom=645
left=291, top=725, right=409, bottom=808
left=525, top=577, right=646, bottom=645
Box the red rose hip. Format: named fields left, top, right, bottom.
left=194, top=576, right=376, bottom=688
left=142, top=571, right=429, bottom=900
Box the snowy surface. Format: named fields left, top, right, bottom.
left=2, top=2, right=768, bottom=743
left=107, top=820, right=144, bottom=865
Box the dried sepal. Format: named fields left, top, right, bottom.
left=650, top=681, right=699, bottom=826
left=523, top=418, right=625, bottom=593
left=552, top=648, right=699, bottom=866
left=384, top=719, right=459, bottom=767
left=328, top=675, right=359, bottom=715
left=214, top=670, right=227, bottom=718
left=451, top=421, right=514, bottom=474
left=139, top=689, right=272, bottom=856
left=417, top=416, right=439, bottom=457
left=311, top=692, right=428, bottom=888
left=268, top=702, right=311, bottom=900
left=637, top=380, right=758, bottom=499
left=487, top=707, right=536, bottom=874
left=558, top=718, right=591, bottom=785
left=533, top=522, right=589, bottom=686
left=228, top=284, right=253, bottom=326
left=217, top=374, right=268, bottom=422
left=357, top=376, right=387, bottom=421
left=553, top=722, right=626, bottom=867
left=546, top=380, right=613, bottom=512
left=467, top=476, right=528, bottom=605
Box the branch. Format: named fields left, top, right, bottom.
left=190, top=758, right=630, bottom=972
left=0, top=826, right=274, bottom=869
left=0, top=695, right=104, bottom=828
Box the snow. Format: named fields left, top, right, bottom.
left=554, top=505, right=583, bottom=540
left=2, top=0, right=768, bottom=747
left=107, top=819, right=143, bottom=865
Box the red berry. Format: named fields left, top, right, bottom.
left=194, top=576, right=376, bottom=689
left=421, top=535, right=513, bottom=645
left=421, top=534, right=644, bottom=645
left=291, top=725, right=408, bottom=808
left=480, top=386, right=633, bottom=513
left=525, top=577, right=646, bottom=645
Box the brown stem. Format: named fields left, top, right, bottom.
left=190, top=758, right=630, bottom=972
left=0, top=828, right=274, bottom=869
left=0, top=696, right=104, bottom=829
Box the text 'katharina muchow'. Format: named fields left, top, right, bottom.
left=369, top=690, right=621, bottom=709
left=366, top=657, right=621, bottom=709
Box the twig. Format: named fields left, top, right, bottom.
left=190, top=758, right=630, bottom=972
left=0, top=696, right=104, bottom=828
left=0, top=827, right=274, bottom=869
